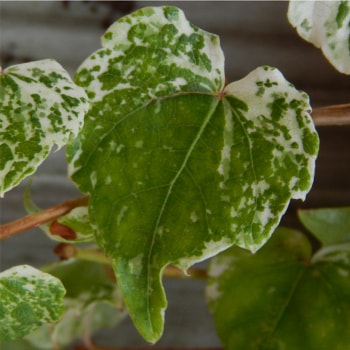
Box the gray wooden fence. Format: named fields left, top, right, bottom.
left=1, top=1, right=349, bottom=348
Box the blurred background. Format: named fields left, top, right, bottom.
left=1, top=1, right=349, bottom=348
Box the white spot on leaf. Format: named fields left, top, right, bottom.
left=135, top=140, right=144, bottom=148
left=190, top=211, right=199, bottom=223
left=117, top=206, right=128, bottom=226
left=128, top=253, right=144, bottom=276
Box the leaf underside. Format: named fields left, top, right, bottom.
left=206, top=228, right=350, bottom=350
left=0, top=59, right=89, bottom=197
left=288, top=0, right=350, bottom=74
left=67, top=6, right=319, bottom=343
left=0, top=265, right=66, bottom=342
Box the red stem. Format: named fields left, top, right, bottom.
left=312, top=103, right=350, bottom=126
left=0, top=104, right=348, bottom=240
left=0, top=196, right=89, bottom=240
left=75, top=345, right=222, bottom=350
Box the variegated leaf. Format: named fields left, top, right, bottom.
left=0, top=59, right=89, bottom=196
left=1, top=260, right=125, bottom=349
left=288, top=0, right=350, bottom=74
left=67, top=6, right=319, bottom=343
left=0, top=265, right=65, bottom=341
left=25, top=259, right=125, bottom=349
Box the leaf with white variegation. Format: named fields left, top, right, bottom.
left=0, top=265, right=65, bottom=342
left=0, top=59, right=89, bottom=197
left=1, top=260, right=125, bottom=349
left=67, top=6, right=319, bottom=343
left=288, top=0, right=350, bottom=74
left=206, top=228, right=350, bottom=350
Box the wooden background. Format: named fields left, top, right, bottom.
left=1, top=1, right=349, bottom=348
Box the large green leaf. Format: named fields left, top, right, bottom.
left=298, top=207, right=350, bottom=245
left=0, top=265, right=66, bottom=342
left=0, top=59, right=89, bottom=197
left=288, top=0, right=350, bottom=74
left=67, top=6, right=319, bottom=342
left=206, top=228, right=350, bottom=350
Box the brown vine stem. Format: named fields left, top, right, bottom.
left=0, top=196, right=89, bottom=240
left=0, top=104, right=348, bottom=240
left=311, top=103, right=350, bottom=126
left=164, top=264, right=208, bottom=280
left=54, top=243, right=208, bottom=280
left=75, top=345, right=222, bottom=350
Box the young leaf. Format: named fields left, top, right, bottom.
left=23, top=171, right=95, bottom=244
left=0, top=265, right=65, bottom=342
left=206, top=228, right=350, bottom=350
left=24, top=259, right=125, bottom=349
left=298, top=207, right=350, bottom=245
left=0, top=59, right=89, bottom=197
left=67, top=6, right=318, bottom=342
left=1, top=259, right=126, bottom=349
left=288, top=0, right=350, bottom=74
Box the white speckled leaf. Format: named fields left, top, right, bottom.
left=222, top=66, right=319, bottom=250
left=15, top=259, right=126, bottom=350
left=0, top=265, right=66, bottom=342
left=67, top=6, right=318, bottom=343
left=206, top=228, right=350, bottom=350
left=288, top=0, right=350, bottom=74
left=0, top=59, right=89, bottom=197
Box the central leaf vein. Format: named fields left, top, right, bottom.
left=145, top=95, right=220, bottom=321
left=228, top=102, right=259, bottom=243
left=264, top=267, right=306, bottom=345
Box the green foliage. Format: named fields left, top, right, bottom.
left=1, top=259, right=125, bottom=349
left=0, top=265, right=65, bottom=342
left=207, top=226, right=350, bottom=350
left=288, top=0, right=350, bottom=74
left=5, top=2, right=350, bottom=347
left=66, top=6, right=318, bottom=342
left=298, top=207, right=350, bottom=245
left=0, top=59, right=89, bottom=197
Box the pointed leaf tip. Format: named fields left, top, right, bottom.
left=68, top=6, right=318, bottom=343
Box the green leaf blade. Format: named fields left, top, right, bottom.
left=298, top=207, right=350, bottom=245
left=0, top=265, right=66, bottom=342
left=68, top=6, right=318, bottom=343
left=0, top=59, right=89, bottom=197
left=68, top=6, right=226, bottom=342
left=207, top=228, right=350, bottom=350
left=288, top=0, right=350, bottom=74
